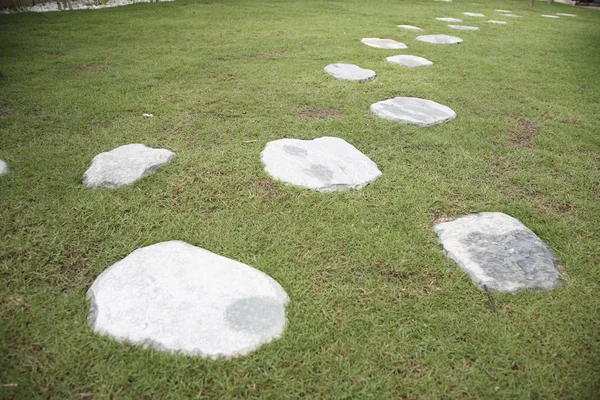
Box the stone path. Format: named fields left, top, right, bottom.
left=324, top=63, right=376, bottom=82
left=386, top=55, right=434, bottom=67
left=448, top=25, right=479, bottom=31
left=436, top=17, right=462, bottom=22
left=371, top=97, right=456, bottom=127
left=260, top=137, right=381, bottom=192
left=0, top=160, right=9, bottom=176
left=416, top=34, right=463, bottom=44
left=361, top=38, right=407, bottom=49
left=83, top=144, right=175, bottom=188
left=397, top=24, right=423, bottom=31
left=434, top=212, right=562, bottom=293
left=88, top=241, right=289, bottom=358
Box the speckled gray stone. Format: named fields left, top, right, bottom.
left=434, top=212, right=562, bottom=293
left=324, top=63, right=376, bottom=82
left=448, top=25, right=480, bottom=31
left=463, top=12, right=485, bottom=17
left=397, top=24, right=424, bottom=31
left=416, top=34, right=463, bottom=44
left=361, top=38, right=407, bottom=49
left=0, top=160, right=9, bottom=176
left=260, top=137, right=381, bottom=192
left=487, top=20, right=507, bottom=24
left=83, top=144, right=174, bottom=188
left=370, top=97, right=456, bottom=127
left=386, top=55, right=434, bottom=67
left=436, top=17, right=463, bottom=22
left=88, top=241, right=289, bottom=359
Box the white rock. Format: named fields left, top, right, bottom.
left=501, top=13, right=521, bottom=18
left=386, top=55, right=434, bottom=67
left=434, top=212, right=562, bottom=293
left=463, top=12, right=485, bottom=17
left=434, top=0, right=453, bottom=2
left=487, top=20, right=507, bottom=24
left=436, top=17, right=463, bottom=22
left=416, top=34, right=463, bottom=44
left=448, top=25, right=480, bottom=31
left=361, top=38, right=407, bottom=49
left=0, top=160, right=9, bottom=175
left=83, top=144, right=175, bottom=188
left=370, top=97, right=456, bottom=127
left=260, top=137, right=381, bottom=192
left=541, top=14, right=560, bottom=18
left=495, top=9, right=511, bottom=12
left=142, top=113, right=153, bottom=117
left=397, top=24, right=424, bottom=31
left=324, top=63, right=376, bottom=82
left=88, top=241, right=289, bottom=358
left=556, top=13, right=576, bottom=17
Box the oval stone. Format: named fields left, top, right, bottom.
left=386, top=55, right=434, bottom=67
left=397, top=24, right=423, bottom=31
left=416, top=34, right=463, bottom=44
left=324, top=63, right=376, bottom=82
left=0, top=159, right=9, bottom=176
left=448, top=25, right=480, bottom=31
left=436, top=17, right=463, bottom=22
left=361, top=38, right=407, bottom=49
left=370, top=97, right=456, bottom=127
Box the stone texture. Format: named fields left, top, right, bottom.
left=541, top=14, right=560, bottom=18
left=416, top=34, right=463, bottom=44
left=448, top=24, right=480, bottom=30
left=386, top=55, right=434, bottom=67
left=0, top=160, right=9, bottom=176
left=436, top=17, right=463, bottom=22
left=324, top=63, right=376, bottom=82
left=88, top=241, right=289, bottom=358
left=260, top=137, right=381, bottom=192
left=83, top=144, right=174, bottom=188
left=501, top=13, right=521, bottom=18
left=495, top=9, right=511, bottom=12
left=556, top=13, right=576, bottom=17
left=487, top=20, right=507, bottom=24
left=463, top=12, right=485, bottom=17
left=370, top=97, right=456, bottom=127
left=361, top=38, right=407, bottom=49
left=434, top=212, right=562, bottom=293
left=397, top=24, right=423, bottom=31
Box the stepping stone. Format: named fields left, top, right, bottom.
left=434, top=212, right=562, bottom=293
left=386, top=55, right=434, bottom=67
left=88, top=241, right=289, bottom=358
left=501, top=13, right=521, bottom=18
left=487, top=20, right=507, bottom=24
left=434, top=0, right=453, bottom=2
left=260, top=137, right=381, bottom=192
left=463, top=12, right=485, bottom=17
left=83, top=144, right=174, bottom=188
left=397, top=24, right=424, bottom=31
left=541, top=14, right=560, bottom=18
left=416, top=34, right=463, bottom=44
left=324, top=63, right=376, bottom=82
left=0, top=160, right=9, bottom=176
left=495, top=9, right=511, bottom=12
left=370, top=97, right=456, bottom=127
left=361, top=38, right=407, bottom=49
left=436, top=17, right=463, bottom=22
left=556, top=13, right=576, bottom=17
left=448, top=25, right=480, bottom=31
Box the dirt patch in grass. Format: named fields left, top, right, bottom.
left=252, top=178, right=282, bottom=199
left=508, top=115, right=539, bottom=148
left=430, top=209, right=453, bottom=224
left=541, top=201, right=575, bottom=214
left=75, top=65, right=102, bottom=72
left=297, top=108, right=343, bottom=119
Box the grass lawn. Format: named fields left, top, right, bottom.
left=1, top=0, right=599, bottom=397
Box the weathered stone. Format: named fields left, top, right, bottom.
left=324, top=63, right=376, bottom=82
left=0, top=160, right=9, bottom=176
left=556, top=13, right=576, bottom=17
left=434, top=212, right=562, bottom=293
left=83, top=144, right=174, bottom=188
left=487, top=20, right=507, bottom=24
left=397, top=24, right=423, bottom=31
left=370, top=97, right=456, bottom=127
left=501, top=13, right=521, bottom=18
left=463, top=12, right=485, bottom=17
left=416, top=34, right=463, bottom=44
left=448, top=24, right=479, bottom=30
left=541, top=14, right=560, bottom=18
left=88, top=241, right=289, bottom=358
left=260, top=137, right=381, bottom=192
left=361, top=38, right=407, bottom=49
left=495, top=9, right=511, bottom=12
left=436, top=17, right=463, bottom=22
left=386, top=55, right=434, bottom=67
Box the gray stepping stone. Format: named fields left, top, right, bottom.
left=495, top=9, right=511, bottom=12
left=434, top=212, right=562, bottom=293
left=260, top=137, right=381, bottom=192
left=501, top=13, right=521, bottom=18
left=361, top=38, right=407, bottom=49
left=541, top=14, right=560, bottom=18
left=436, top=17, right=463, bottom=22
left=487, top=20, right=507, bottom=24
left=448, top=25, right=480, bottom=31
left=463, top=12, right=485, bottom=17
left=397, top=24, right=424, bottom=31
left=0, top=160, right=9, bottom=176
left=88, top=241, right=289, bottom=358
left=370, top=97, right=456, bottom=127
left=416, top=34, right=463, bottom=44
left=83, top=144, right=174, bottom=188
left=556, top=13, right=576, bottom=17
left=386, top=55, right=434, bottom=67
left=435, top=0, right=453, bottom=2
left=324, top=63, right=376, bottom=82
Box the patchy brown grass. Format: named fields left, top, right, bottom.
left=541, top=201, right=575, bottom=214
left=508, top=115, right=539, bottom=148
left=252, top=178, right=282, bottom=200
left=75, top=65, right=102, bottom=72
left=430, top=209, right=453, bottom=224
left=247, top=50, right=287, bottom=59
left=297, top=108, right=343, bottom=119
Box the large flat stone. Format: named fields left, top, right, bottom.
left=448, top=24, right=479, bottom=30
left=386, top=55, right=434, bottom=67
left=487, top=20, right=507, bottom=24
left=434, top=212, right=562, bottom=293
left=463, top=12, right=485, bottom=17
left=495, top=9, right=511, bottom=12
left=436, top=17, right=463, bottom=22
left=416, top=34, right=463, bottom=44
left=370, top=97, right=456, bottom=127
left=324, top=63, right=376, bottom=82
left=83, top=144, right=174, bottom=188
left=88, top=241, right=289, bottom=358
left=397, top=24, right=423, bottom=31
left=0, top=160, right=9, bottom=176
left=361, top=38, right=407, bottom=49
left=260, top=137, right=381, bottom=192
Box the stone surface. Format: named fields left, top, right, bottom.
left=0, top=160, right=9, bottom=176
left=397, top=24, right=423, bottom=31
left=463, top=12, right=485, bottom=17
left=487, top=20, right=507, bottom=24
left=436, top=17, right=463, bottom=22
left=434, top=212, right=562, bottom=293
left=370, top=97, right=456, bottom=127
left=361, top=38, right=407, bottom=49
left=261, top=137, right=381, bottom=192
left=541, top=14, right=560, bottom=18
left=495, top=9, right=511, bottom=12
left=83, top=144, right=174, bottom=188
left=416, top=34, right=463, bottom=44
left=448, top=24, right=480, bottom=30
left=501, top=13, right=521, bottom=18
left=556, top=13, right=576, bottom=17
left=386, top=55, right=434, bottom=67
left=324, top=63, right=376, bottom=82
left=88, top=241, right=289, bottom=358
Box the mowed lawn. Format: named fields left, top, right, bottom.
left=1, top=0, right=599, bottom=398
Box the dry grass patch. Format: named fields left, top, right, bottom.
left=297, top=108, right=343, bottom=119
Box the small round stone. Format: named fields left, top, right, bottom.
left=386, top=55, right=434, bottom=67
left=370, top=97, right=456, bottom=127
left=436, top=17, right=463, bottom=22
left=416, top=34, right=463, bottom=44
left=397, top=24, right=423, bottom=31
left=361, top=38, right=407, bottom=49
left=463, top=12, right=485, bottom=17
left=324, top=63, right=376, bottom=82
left=448, top=25, right=480, bottom=31
left=0, top=159, right=9, bottom=176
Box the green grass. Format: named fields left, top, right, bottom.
left=1, top=0, right=599, bottom=398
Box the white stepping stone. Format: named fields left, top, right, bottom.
left=434, top=0, right=453, bottom=2
left=463, top=12, right=485, bottom=17
left=370, top=97, right=456, bottom=127
left=501, top=14, right=521, bottom=18
left=556, top=13, right=576, bottom=17
left=448, top=25, right=480, bottom=31
left=0, top=160, right=9, bottom=176
left=436, top=17, right=463, bottom=22
left=386, top=55, right=434, bottom=67
left=397, top=24, right=424, bottom=31
left=361, top=38, right=407, bottom=49
left=324, top=63, right=376, bottom=82
left=434, top=212, right=562, bottom=293
left=83, top=144, right=174, bottom=188
left=88, top=241, right=289, bottom=358
left=487, top=20, right=507, bottom=24
left=260, top=137, right=381, bottom=192
left=416, top=34, right=463, bottom=44
left=541, top=14, right=560, bottom=18
left=495, top=9, right=511, bottom=12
